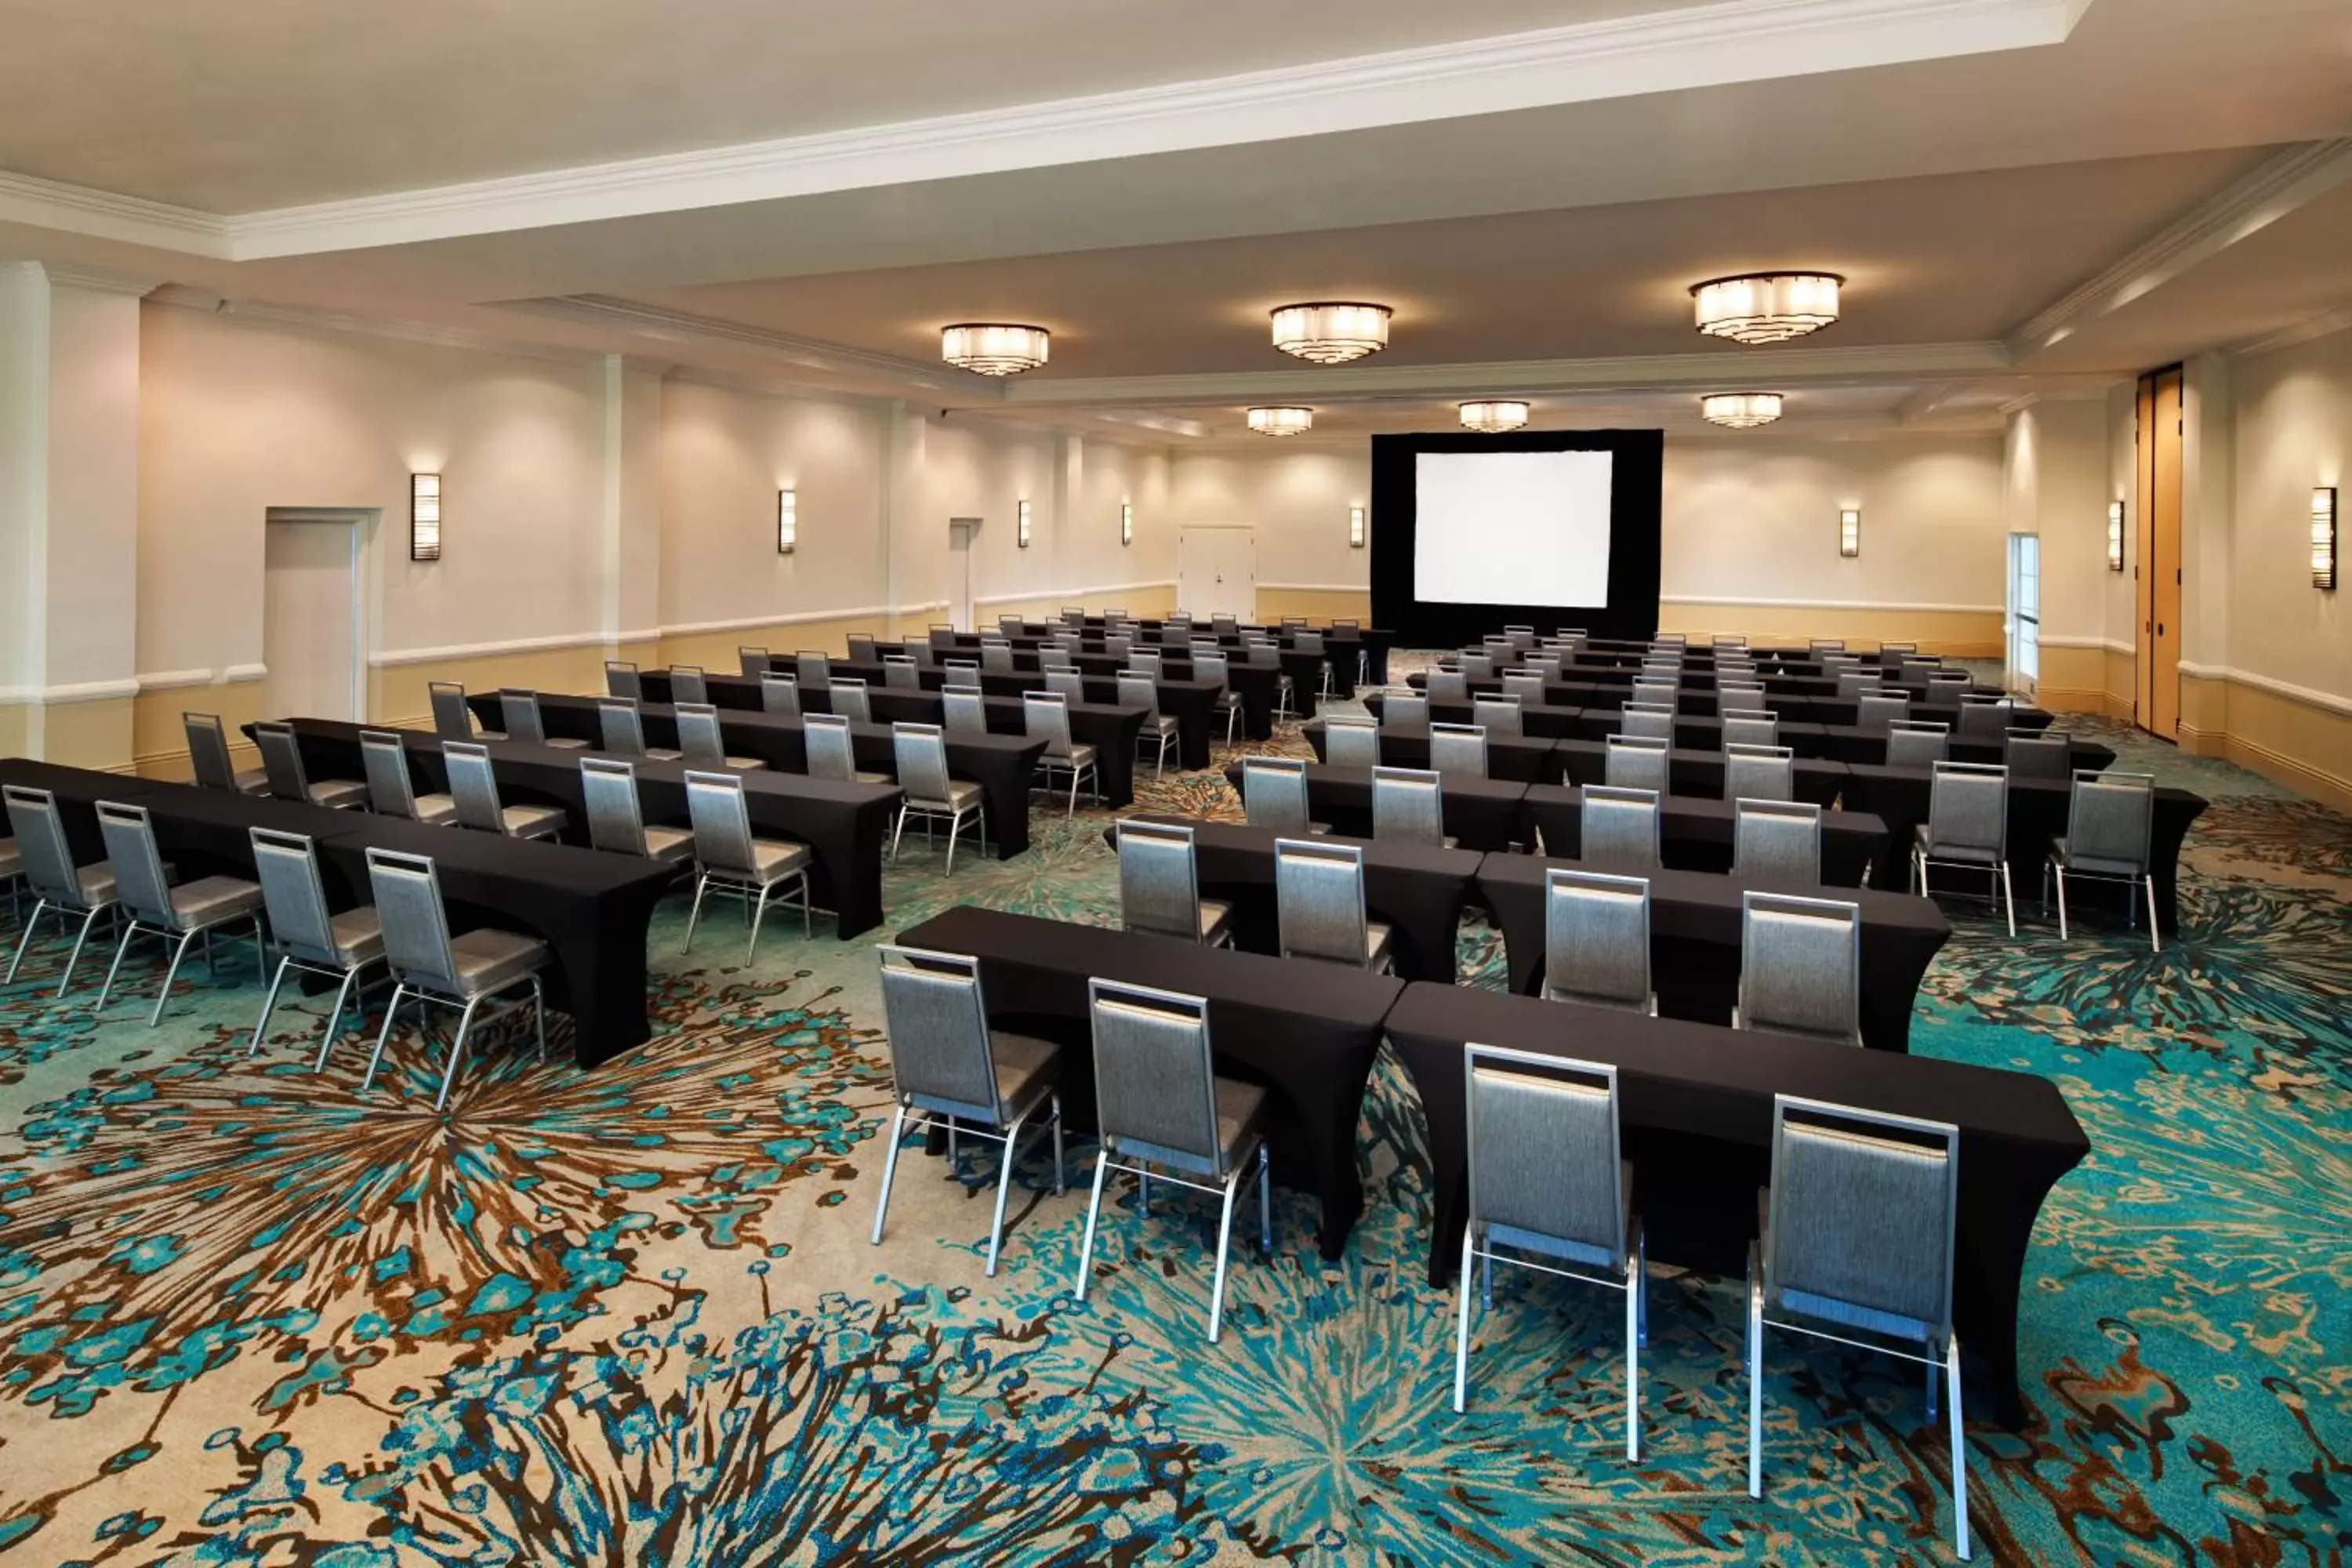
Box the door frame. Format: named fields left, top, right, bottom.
left=1177, top=524, right=1258, bottom=620
left=947, top=517, right=981, bottom=631
left=2004, top=531, right=2040, bottom=699
left=263, top=506, right=378, bottom=720
left=2132, top=367, right=2183, bottom=739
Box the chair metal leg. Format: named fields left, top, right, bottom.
left=361, top=983, right=407, bottom=1092
left=434, top=996, right=481, bottom=1112
left=60, top=906, right=105, bottom=997
left=1138, top=1168, right=1149, bottom=1216
left=1207, top=1167, right=1242, bottom=1343
left=1947, top=1334, right=1972, bottom=1561
left=95, top=922, right=141, bottom=1012
left=5, top=898, right=51, bottom=983
left=984, top=1108, right=1029, bottom=1277
left=2145, top=875, right=2161, bottom=954
left=944, top=810, right=960, bottom=876
left=1624, top=1248, right=1642, bottom=1462
left=683, top=873, right=710, bottom=952
left=148, top=930, right=198, bottom=1025
left=889, top=804, right=909, bottom=864
left=1926, top=1348, right=1940, bottom=1419
left=869, top=1103, right=909, bottom=1245
left=531, top=975, right=549, bottom=1061
left=1746, top=1270, right=1766, bottom=1500
left=1998, top=862, right=2016, bottom=938
left=746, top=884, right=770, bottom=962
left=1050, top=1093, right=1065, bottom=1195
left=2053, top=862, right=2070, bottom=940
left=1074, top=1152, right=1110, bottom=1302
left=249, top=954, right=292, bottom=1055
left=312, top=964, right=360, bottom=1072
left=1452, top=1225, right=1477, bottom=1413
left=1257, top=1143, right=1272, bottom=1254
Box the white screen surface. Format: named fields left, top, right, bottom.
left=1412, top=449, right=1615, bottom=608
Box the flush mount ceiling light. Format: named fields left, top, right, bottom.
left=941, top=323, right=1050, bottom=375
left=1700, top=392, right=1784, bottom=428
left=1692, top=274, right=1842, bottom=345
left=1458, top=400, right=1530, bottom=433
left=1269, top=303, right=1391, bottom=364
left=1247, top=406, right=1314, bottom=437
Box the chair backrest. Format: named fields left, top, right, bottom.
left=1878, top=641, right=1919, bottom=659
left=937, top=684, right=989, bottom=738
left=1900, top=658, right=1940, bottom=684
left=1955, top=694, right=2014, bottom=742
left=1719, top=709, right=1779, bottom=750
left=795, top=652, right=831, bottom=688
left=1105, top=633, right=1133, bottom=659
left=499, top=689, right=550, bottom=746
left=95, top=802, right=175, bottom=926
left=252, top=720, right=314, bottom=802
left=1835, top=670, right=1878, bottom=702
left=980, top=640, right=1014, bottom=673
left=1542, top=869, right=1651, bottom=1010
left=1090, top=979, right=1229, bottom=1175
left=1115, top=671, right=1161, bottom=718
left=1464, top=1044, right=1626, bottom=1269
left=1500, top=673, right=1546, bottom=705
left=1370, top=767, right=1447, bottom=848
left=891, top=723, right=955, bottom=806
left=999, top=615, right=1025, bottom=637
left=1381, top=692, right=1429, bottom=730
left=1581, top=785, right=1661, bottom=871
left=1039, top=645, right=1074, bottom=671
left=1885, top=719, right=1950, bottom=768
left=441, top=742, right=510, bottom=833
left=1279, top=616, right=1307, bottom=631
left=847, top=633, right=880, bottom=664
left=1211, top=613, right=1239, bottom=636
left=579, top=757, right=652, bottom=855
left=674, top=702, right=735, bottom=768
left=1856, top=690, right=1910, bottom=730
left=1718, top=679, right=1768, bottom=706
left=739, top=646, right=771, bottom=679
left=1502, top=624, right=1535, bottom=648
left=1274, top=837, right=1371, bottom=966
left=883, top=655, right=922, bottom=690
left=1428, top=722, right=1488, bottom=779
left=1194, top=649, right=1230, bottom=685
left=1734, top=798, right=1822, bottom=882
left=2004, top=728, right=2072, bottom=781
left=2065, top=768, right=2156, bottom=872
left=1118, top=821, right=1207, bottom=942
left=1821, top=653, right=1864, bottom=677
left=670, top=666, right=709, bottom=706
left=1064, top=606, right=1088, bottom=626
left=183, top=712, right=241, bottom=791
left=1739, top=891, right=1861, bottom=1043
left=1763, top=1096, right=1958, bottom=1341
left=597, top=696, right=649, bottom=757
left=1456, top=650, right=1488, bottom=681
left=1631, top=676, right=1678, bottom=708
left=907, top=635, right=935, bottom=659
left=1618, top=702, right=1675, bottom=742
left=3, top=786, right=90, bottom=906
left=803, top=713, right=860, bottom=782
left=1426, top=669, right=1469, bottom=702
left=684, top=769, right=760, bottom=874
left=1473, top=695, right=1523, bottom=736
left=1241, top=757, right=1311, bottom=836
left=1127, top=648, right=1163, bottom=677
left=760, top=673, right=800, bottom=716
left=1523, top=653, right=1563, bottom=682
left=1323, top=716, right=1380, bottom=768
left=1712, top=633, right=1748, bottom=650
left=877, top=946, right=1005, bottom=1123
left=1604, top=735, right=1670, bottom=793
left=360, top=729, right=426, bottom=817
left=1722, top=742, right=1795, bottom=804
left=605, top=661, right=641, bottom=699
left=1927, top=760, right=2008, bottom=857
left=829, top=677, right=872, bottom=724
left=1022, top=692, right=1076, bottom=759
left=428, top=681, right=477, bottom=741
left=249, top=827, right=340, bottom=963
left=1041, top=667, right=1084, bottom=702
left=366, top=848, right=464, bottom=993
left=1809, top=638, right=1846, bottom=655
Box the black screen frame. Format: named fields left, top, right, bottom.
left=1369, top=428, right=1664, bottom=645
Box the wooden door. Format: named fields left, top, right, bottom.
left=2134, top=367, right=2183, bottom=739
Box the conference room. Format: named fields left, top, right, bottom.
left=2, top=3, right=2346, bottom=1561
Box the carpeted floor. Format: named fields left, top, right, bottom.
left=2, top=670, right=2347, bottom=1565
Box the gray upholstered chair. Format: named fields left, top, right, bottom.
left=580, top=757, right=693, bottom=865
left=1927, top=669, right=1973, bottom=699
left=1713, top=633, right=1748, bottom=651
left=1885, top=719, right=1951, bottom=768
left=1119, top=672, right=1181, bottom=780
left=1809, top=638, right=1846, bottom=656
left=942, top=684, right=990, bottom=739
left=1900, top=657, right=1940, bottom=685
left=760, top=672, right=801, bottom=716
left=1541, top=868, right=1653, bottom=1012
left=1472, top=695, right=1523, bottom=738
left=826, top=677, right=873, bottom=725
left=804, top=713, right=890, bottom=784
left=1452, top=1044, right=1645, bottom=1457
left=980, top=639, right=1015, bottom=674
left=883, top=654, right=923, bottom=690
left=1429, top=722, right=1489, bottom=780
left=1632, top=676, right=1678, bottom=710
left=246, top=826, right=387, bottom=1069
left=1210, top=613, right=1238, bottom=637
left=443, top=742, right=567, bottom=840
left=891, top=723, right=985, bottom=872
left=1821, top=652, right=1864, bottom=678
left=254, top=720, right=370, bottom=809
left=1834, top=670, right=1878, bottom=703
left=795, top=651, right=831, bottom=689
left=1371, top=767, right=1452, bottom=850
left=1524, top=653, right=1565, bottom=684
left=2004, top=728, right=2071, bottom=782
left=1878, top=640, right=1919, bottom=659
left=1323, top=715, right=1380, bottom=769
left=1194, top=650, right=1244, bottom=746
left=92, top=801, right=265, bottom=1025
left=1126, top=648, right=1163, bottom=679
left=1954, top=694, right=2014, bottom=743
left=430, top=681, right=498, bottom=741
left=596, top=697, right=681, bottom=762
left=1104, top=632, right=1134, bottom=662
left=1296, top=631, right=1334, bottom=699
left=184, top=712, right=268, bottom=794
left=1719, top=681, right=1769, bottom=709
left=998, top=615, right=1026, bottom=637
left=1605, top=735, right=1671, bottom=793
left=1240, top=757, right=1315, bottom=837
left=2046, top=769, right=2160, bottom=951
left=501, top=690, right=589, bottom=750
left=361, top=729, right=459, bottom=823
left=675, top=702, right=764, bottom=771
left=1455, top=652, right=1493, bottom=685
left=2, top=785, right=120, bottom=996
left=1500, top=673, right=1547, bottom=707
left=1915, top=760, right=2013, bottom=935
left=1735, top=891, right=1860, bottom=1044
left=1426, top=668, right=1469, bottom=703
left=605, top=660, right=642, bottom=699
left=1856, top=690, right=1911, bottom=730
left=1722, top=742, right=1795, bottom=805
left=1720, top=709, right=1780, bottom=750
left=1381, top=692, right=1429, bottom=730
left=1118, top=821, right=1232, bottom=946
left=669, top=666, right=710, bottom=706
left=1076, top=979, right=1273, bottom=1343
left=1749, top=1095, right=1971, bottom=1558
left=738, top=645, right=772, bottom=679
left=360, top=848, right=551, bottom=1112
left=1066, top=606, right=1091, bottom=628
left=683, top=770, right=814, bottom=958
left=910, top=634, right=942, bottom=660
left=1580, top=786, right=1661, bottom=872
left=1275, top=837, right=1392, bottom=971
left=1618, top=702, right=1676, bottom=742
left=1023, top=692, right=1099, bottom=817
left=847, top=633, right=880, bottom=663
left=1734, top=799, right=1823, bottom=883
left=1042, top=666, right=1086, bottom=702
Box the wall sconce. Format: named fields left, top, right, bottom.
left=2107, top=500, right=2125, bottom=572
left=1120, top=501, right=1133, bottom=546
left=777, top=488, right=797, bottom=554
left=410, top=474, right=441, bottom=561
left=1838, top=507, right=1860, bottom=558
left=1348, top=504, right=1367, bottom=549
left=2315, top=487, right=2339, bottom=590
left=1018, top=499, right=1033, bottom=549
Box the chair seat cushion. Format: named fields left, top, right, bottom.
left=308, top=778, right=372, bottom=810
left=1148, top=716, right=1180, bottom=736
left=445, top=927, right=551, bottom=997
left=413, top=793, right=460, bottom=826
left=72, top=862, right=120, bottom=907
left=724, top=755, right=766, bottom=771
left=328, top=907, right=387, bottom=965
left=751, top=837, right=812, bottom=882
left=545, top=738, right=590, bottom=750
left=500, top=804, right=568, bottom=839
left=644, top=824, right=695, bottom=862
left=1198, top=898, right=1234, bottom=946
left=1914, top=824, right=1999, bottom=864
left=1113, top=1076, right=1267, bottom=1175
left=989, top=1029, right=1064, bottom=1121
left=854, top=771, right=894, bottom=786
left=475, top=728, right=509, bottom=742
left=1487, top=1161, right=1635, bottom=1272
left=1365, top=920, right=1395, bottom=971
left=168, top=875, right=264, bottom=928
left=234, top=768, right=271, bottom=796
left=2050, top=837, right=2144, bottom=878
left=646, top=747, right=684, bottom=762
left=911, top=779, right=985, bottom=812
left=1047, top=744, right=1098, bottom=769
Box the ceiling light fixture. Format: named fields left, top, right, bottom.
left=1269, top=303, right=1391, bottom=364
left=1700, top=392, right=1784, bottom=429
left=1692, top=273, right=1842, bottom=345
left=941, top=323, right=1050, bottom=376
left=1247, top=406, right=1314, bottom=437
left=1458, top=400, right=1530, bottom=433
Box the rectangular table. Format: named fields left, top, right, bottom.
left=1303, top=720, right=1563, bottom=785
left=1519, top=783, right=1886, bottom=886
left=816, top=662, right=1240, bottom=767
left=1383, top=981, right=2089, bottom=1427
left=894, top=906, right=1404, bottom=1256
left=1549, top=738, right=1847, bottom=805
left=1219, top=760, right=1528, bottom=852
left=1813, top=726, right=2118, bottom=772
left=1475, top=853, right=1949, bottom=1051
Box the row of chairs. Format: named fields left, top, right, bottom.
left=1915, top=761, right=2163, bottom=947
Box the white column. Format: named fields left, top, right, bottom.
left=599, top=354, right=666, bottom=665
left=880, top=401, right=930, bottom=636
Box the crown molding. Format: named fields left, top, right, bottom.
left=501, top=295, right=971, bottom=393
left=0, top=169, right=229, bottom=256
left=2006, top=138, right=2352, bottom=359
left=147, top=285, right=601, bottom=367
left=2231, top=303, right=2352, bottom=359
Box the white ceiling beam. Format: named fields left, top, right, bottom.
left=495, top=295, right=974, bottom=392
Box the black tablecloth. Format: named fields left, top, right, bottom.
left=894, top=906, right=1404, bottom=1256
left=819, top=661, right=1236, bottom=767
left=1548, top=738, right=1847, bottom=805
left=853, top=688, right=1149, bottom=808
left=1475, top=853, right=1947, bottom=1051
left=1220, top=760, right=1528, bottom=852
left=1108, top=815, right=1481, bottom=982
left=811, top=651, right=1282, bottom=746
left=1384, top=982, right=2088, bottom=1427
left=1304, top=720, right=1563, bottom=784
left=1519, top=784, right=1886, bottom=885
left=1813, top=727, right=2118, bottom=772
left=1363, top=693, right=1591, bottom=742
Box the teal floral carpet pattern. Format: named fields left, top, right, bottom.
left=2, top=677, right=2347, bottom=1564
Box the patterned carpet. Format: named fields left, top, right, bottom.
left=2, top=672, right=2347, bottom=1565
